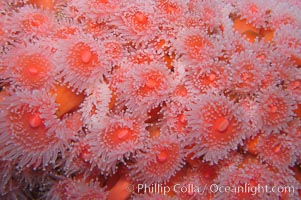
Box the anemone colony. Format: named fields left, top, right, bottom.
left=0, top=0, right=300, bottom=199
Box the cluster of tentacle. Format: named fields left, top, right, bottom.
left=0, top=0, right=300, bottom=199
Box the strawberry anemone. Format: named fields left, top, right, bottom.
left=79, top=0, right=121, bottom=22
left=45, top=177, right=107, bottom=200
left=154, top=0, right=187, bottom=40
left=156, top=0, right=187, bottom=23
left=100, top=35, right=127, bottom=67
left=176, top=162, right=219, bottom=200
left=215, top=157, right=280, bottom=200
left=0, top=90, right=70, bottom=169
left=231, top=0, right=276, bottom=28
left=229, top=50, right=268, bottom=94
left=85, top=113, right=148, bottom=174
left=184, top=60, right=231, bottom=95
left=116, top=62, right=174, bottom=113
left=111, top=0, right=159, bottom=45
left=257, top=86, right=296, bottom=134
left=186, top=0, right=229, bottom=32
left=186, top=91, right=249, bottom=164
left=173, top=27, right=221, bottom=65
left=2, top=43, right=57, bottom=90
left=257, top=133, right=297, bottom=172
left=129, top=133, right=187, bottom=184
left=269, top=2, right=301, bottom=29
left=273, top=24, right=301, bottom=65
left=6, top=5, right=56, bottom=41
left=55, top=33, right=109, bottom=93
